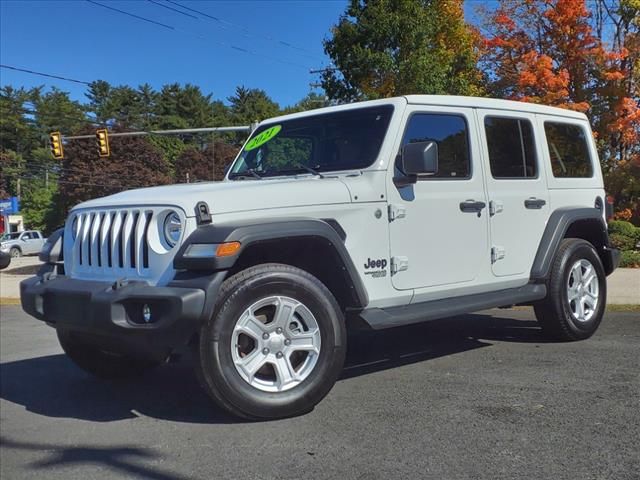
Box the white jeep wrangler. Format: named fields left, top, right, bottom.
left=22, top=96, right=620, bottom=420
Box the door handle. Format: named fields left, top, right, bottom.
left=524, top=197, right=546, bottom=209
left=459, top=200, right=487, bottom=214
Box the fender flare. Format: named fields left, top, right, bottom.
left=174, top=217, right=368, bottom=308
left=530, top=207, right=610, bottom=280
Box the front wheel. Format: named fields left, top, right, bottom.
left=197, top=263, right=346, bottom=420
left=10, top=247, right=21, bottom=258
left=534, top=238, right=607, bottom=341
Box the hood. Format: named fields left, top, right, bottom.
left=73, top=177, right=353, bottom=217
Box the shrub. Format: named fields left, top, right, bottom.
left=610, top=233, right=636, bottom=251
left=619, top=250, right=640, bottom=268
left=608, top=220, right=637, bottom=238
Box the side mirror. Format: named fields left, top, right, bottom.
left=401, top=141, right=438, bottom=178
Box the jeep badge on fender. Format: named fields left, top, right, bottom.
left=21, top=95, right=620, bottom=420
left=364, top=258, right=387, bottom=269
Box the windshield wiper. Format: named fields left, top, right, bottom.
left=231, top=168, right=262, bottom=180
left=295, top=163, right=325, bottom=178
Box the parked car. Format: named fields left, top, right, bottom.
left=0, top=250, right=10, bottom=270
left=0, top=230, right=46, bottom=257
left=21, top=95, right=620, bottom=420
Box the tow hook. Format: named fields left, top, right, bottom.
left=112, top=278, right=129, bottom=290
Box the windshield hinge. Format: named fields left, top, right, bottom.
left=195, top=201, right=212, bottom=225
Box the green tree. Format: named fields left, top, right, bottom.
left=20, top=178, right=58, bottom=233
left=155, top=83, right=221, bottom=129
left=322, top=0, right=483, bottom=101
left=85, top=80, right=112, bottom=125
left=0, top=150, right=24, bottom=198
left=228, top=86, right=280, bottom=124
left=282, top=92, right=330, bottom=114
left=0, top=86, right=39, bottom=155
left=32, top=87, right=86, bottom=135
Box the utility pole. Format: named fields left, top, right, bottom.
left=211, top=134, right=216, bottom=181
left=45, top=169, right=49, bottom=188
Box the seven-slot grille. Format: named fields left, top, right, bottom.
left=69, top=209, right=153, bottom=275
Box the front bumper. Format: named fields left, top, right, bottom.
left=20, top=271, right=226, bottom=361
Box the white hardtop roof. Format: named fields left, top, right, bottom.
left=404, top=95, right=587, bottom=119
left=261, top=95, right=586, bottom=126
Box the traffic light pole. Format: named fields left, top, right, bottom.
left=62, top=126, right=254, bottom=141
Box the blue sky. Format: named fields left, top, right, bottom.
left=0, top=0, right=483, bottom=108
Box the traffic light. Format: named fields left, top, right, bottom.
left=96, top=129, right=110, bottom=157
left=49, top=132, right=64, bottom=159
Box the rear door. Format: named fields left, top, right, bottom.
left=477, top=110, right=550, bottom=277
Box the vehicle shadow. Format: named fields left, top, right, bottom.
left=0, top=311, right=546, bottom=424
left=0, top=436, right=192, bottom=480
left=342, top=311, right=545, bottom=379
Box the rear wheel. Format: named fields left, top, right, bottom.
left=534, top=238, right=607, bottom=341
left=197, top=263, right=346, bottom=420
left=57, top=330, right=160, bottom=379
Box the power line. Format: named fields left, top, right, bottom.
left=0, top=64, right=91, bottom=86
left=161, top=0, right=324, bottom=62
left=85, top=0, right=312, bottom=71
left=86, top=0, right=175, bottom=30
left=147, top=0, right=197, bottom=19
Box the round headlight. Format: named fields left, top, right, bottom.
left=163, top=211, right=182, bottom=247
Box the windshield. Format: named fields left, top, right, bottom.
left=1, top=232, right=20, bottom=241
left=230, top=105, right=394, bottom=178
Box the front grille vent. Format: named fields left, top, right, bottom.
left=72, top=209, right=153, bottom=273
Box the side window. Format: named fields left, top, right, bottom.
left=544, top=122, right=593, bottom=178
left=401, top=114, right=470, bottom=178
left=32, top=232, right=41, bottom=239
left=485, top=117, right=537, bottom=178
left=21, top=232, right=31, bottom=240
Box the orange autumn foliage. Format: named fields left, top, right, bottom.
left=481, top=0, right=639, bottom=221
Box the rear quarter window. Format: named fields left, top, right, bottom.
left=544, top=122, right=593, bottom=178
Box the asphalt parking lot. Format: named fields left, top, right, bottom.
left=1, top=306, right=638, bottom=480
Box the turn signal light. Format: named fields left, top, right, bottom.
left=216, top=242, right=241, bottom=257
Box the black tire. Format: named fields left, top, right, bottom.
left=10, top=247, right=21, bottom=258
left=57, top=329, right=160, bottom=379
left=196, top=263, right=346, bottom=420
left=534, top=238, right=607, bottom=341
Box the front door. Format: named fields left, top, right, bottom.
left=477, top=110, right=550, bottom=277
left=388, top=106, right=489, bottom=291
